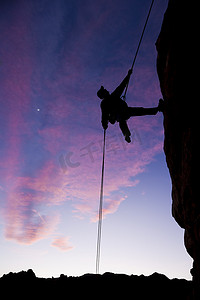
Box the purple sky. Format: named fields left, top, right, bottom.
left=0, top=0, right=192, bottom=279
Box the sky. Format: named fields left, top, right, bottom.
left=0, top=0, right=193, bottom=280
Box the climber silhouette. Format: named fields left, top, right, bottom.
left=97, top=69, right=163, bottom=143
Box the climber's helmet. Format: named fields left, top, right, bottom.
left=97, top=86, right=110, bottom=99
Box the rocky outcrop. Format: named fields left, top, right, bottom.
left=156, top=0, right=200, bottom=298
left=0, top=270, right=191, bottom=300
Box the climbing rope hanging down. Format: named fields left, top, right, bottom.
left=95, top=0, right=155, bottom=274
left=96, top=129, right=106, bottom=275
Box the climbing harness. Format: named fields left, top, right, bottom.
left=95, top=0, right=155, bottom=274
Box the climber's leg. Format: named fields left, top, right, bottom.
left=128, top=107, right=158, bottom=117
left=119, top=120, right=131, bottom=143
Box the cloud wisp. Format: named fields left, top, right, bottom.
left=51, top=236, right=74, bottom=251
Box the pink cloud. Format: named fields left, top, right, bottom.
left=4, top=200, right=59, bottom=245
left=66, top=130, right=163, bottom=221
left=51, top=236, right=73, bottom=251
left=91, top=195, right=128, bottom=223
left=2, top=161, right=67, bottom=244
left=1, top=102, right=163, bottom=245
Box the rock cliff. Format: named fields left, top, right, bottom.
left=156, top=0, right=199, bottom=298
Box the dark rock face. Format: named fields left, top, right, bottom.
left=156, top=0, right=200, bottom=297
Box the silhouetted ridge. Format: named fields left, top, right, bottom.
left=0, top=270, right=192, bottom=300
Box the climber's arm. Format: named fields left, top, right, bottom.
left=112, top=69, right=132, bottom=98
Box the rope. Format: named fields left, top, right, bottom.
left=95, top=0, right=154, bottom=274
left=122, top=0, right=155, bottom=100
left=96, top=129, right=106, bottom=274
